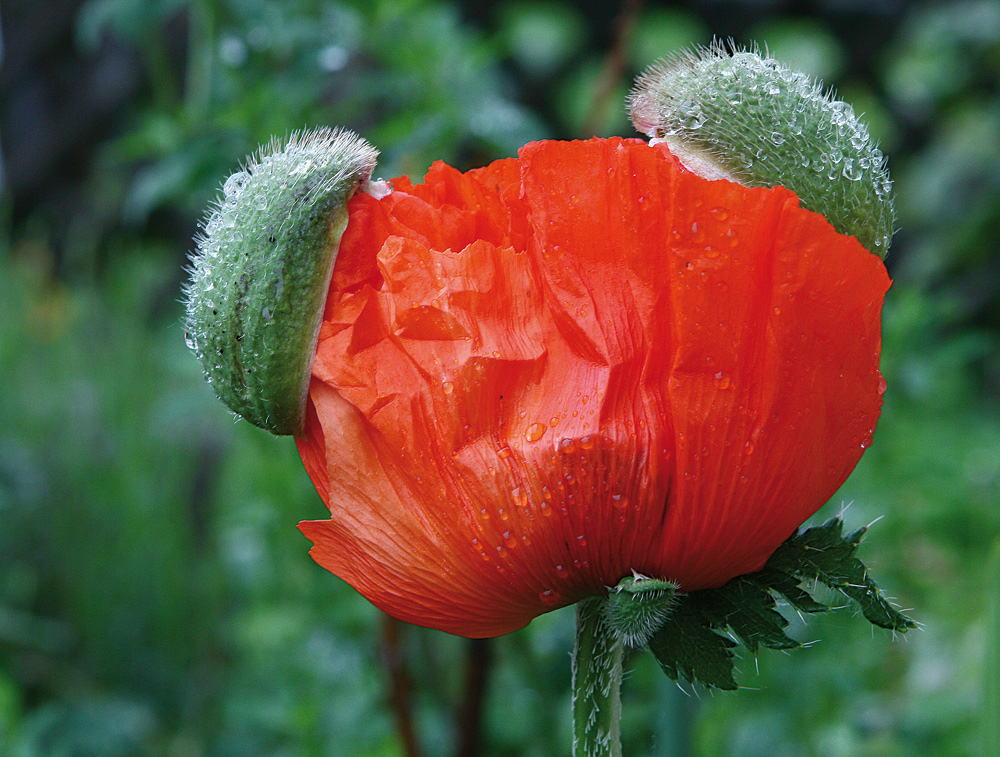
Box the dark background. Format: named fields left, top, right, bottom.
left=2, top=0, right=998, bottom=754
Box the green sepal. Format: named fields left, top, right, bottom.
left=647, top=517, right=916, bottom=691
left=184, top=127, right=379, bottom=436
left=629, top=44, right=895, bottom=256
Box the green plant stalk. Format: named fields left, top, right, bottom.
left=983, top=539, right=1000, bottom=754
left=572, top=597, right=623, bottom=757
left=185, top=0, right=215, bottom=122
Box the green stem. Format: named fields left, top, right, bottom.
left=572, top=597, right=623, bottom=757
left=982, top=539, right=1000, bottom=755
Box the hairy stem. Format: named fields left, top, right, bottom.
left=572, top=597, right=623, bottom=757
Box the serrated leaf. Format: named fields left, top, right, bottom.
left=767, top=518, right=858, bottom=578
left=765, top=518, right=916, bottom=632
left=688, top=577, right=800, bottom=652
left=839, top=576, right=915, bottom=630
left=643, top=517, right=916, bottom=691
left=648, top=604, right=738, bottom=690
left=747, top=566, right=829, bottom=614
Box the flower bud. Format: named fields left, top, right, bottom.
left=603, top=574, right=678, bottom=648
left=184, top=127, right=378, bottom=436
left=629, top=45, right=894, bottom=256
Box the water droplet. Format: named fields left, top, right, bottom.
left=223, top=171, right=250, bottom=198
left=877, top=375, right=888, bottom=395
left=503, top=531, right=517, bottom=548
left=525, top=423, right=547, bottom=442
left=713, top=371, right=731, bottom=390
left=497, top=446, right=512, bottom=460
left=744, top=440, right=755, bottom=455
left=559, top=438, right=576, bottom=454
left=842, top=158, right=862, bottom=181
left=576, top=535, right=587, bottom=547
left=611, top=493, right=627, bottom=509
left=442, top=381, right=455, bottom=394
left=709, top=207, right=729, bottom=221
left=539, top=589, right=559, bottom=605
left=555, top=564, right=570, bottom=579
left=579, top=436, right=595, bottom=450
left=511, top=486, right=528, bottom=507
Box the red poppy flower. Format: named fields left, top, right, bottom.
left=295, top=136, right=890, bottom=639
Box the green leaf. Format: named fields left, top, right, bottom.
left=688, top=577, right=800, bottom=653
left=648, top=604, right=738, bottom=691
left=643, top=516, right=916, bottom=691
left=745, top=567, right=828, bottom=614
left=766, top=518, right=917, bottom=632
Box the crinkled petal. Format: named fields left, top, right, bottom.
left=296, top=137, right=890, bottom=637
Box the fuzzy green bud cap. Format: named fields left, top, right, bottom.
left=629, top=45, right=894, bottom=256
left=604, top=574, right=678, bottom=648
left=184, top=127, right=378, bottom=436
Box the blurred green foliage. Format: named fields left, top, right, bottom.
left=2, top=0, right=999, bottom=755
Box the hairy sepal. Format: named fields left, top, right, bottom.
left=184, top=127, right=378, bottom=436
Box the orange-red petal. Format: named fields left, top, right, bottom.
left=296, top=137, right=890, bottom=638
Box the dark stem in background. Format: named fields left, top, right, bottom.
left=456, top=638, right=493, bottom=757
left=381, top=615, right=423, bottom=757
left=579, top=0, right=645, bottom=138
